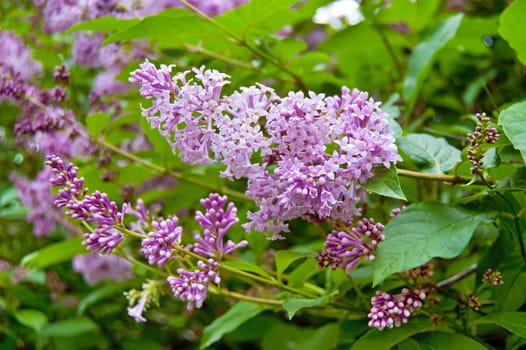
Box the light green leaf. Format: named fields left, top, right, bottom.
left=414, top=332, right=487, bottom=349
left=498, top=0, right=526, bottom=66
left=351, top=318, right=436, bottom=350
left=403, top=14, right=463, bottom=115
left=21, top=237, right=85, bottom=269
left=86, top=112, right=111, bottom=137
left=364, top=166, right=406, bottom=200
left=67, top=16, right=140, bottom=33
left=397, top=134, right=461, bottom=174
left=288, top=258, right=318, bottom=287
left=42, top=317, right=99, bottom=338
left=200, top=302, right=267, bottom=349
left=283, top=296, right=327, bottom=320
left=222, top=260, right=272, bottom=279
left=373, top=203, right=487, bottom=286
left=77, top=281, right=134, bottom=315
left=15, top=309, right=48, bottom=333
left=499, top=100, right=526, bottom=162
left=275, top=250, right=309, bottom=281
left=470, top=312, right=526, bottom=338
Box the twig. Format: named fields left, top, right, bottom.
left=437, top=263, right=477, bottom=288
left=397, top=168, right=493, bottom=185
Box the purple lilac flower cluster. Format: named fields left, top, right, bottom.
left=34, top=0, right=247, bottom=102
left=138, top=193, right=246, bottom=311
left=368, top=288, right=426, bottom=330
left=73, top=254, right=132, bottom=286
left=46, top=155, right=125, bottom=254
left=167, top=259, right=221, bottom=310
left=130, top=62, right=401, bottom=239
left=316, top=218, right=385, bottom=274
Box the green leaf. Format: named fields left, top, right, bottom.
left=471, top=312, right=526, bottom=338
left=498, top=0, right=526, bottom=66
left=77, top=281, right=134, bottom=315
left=283, top=297, right=327, bottom=320
left=262, top=323, right=339, bottom=350
left=397, top=134, right=461, bottom=174
left=414, top=332, right=487, bottom=349
left=86, top=112, right=110, bottom=137
left=21, top=237, right=85, bottom=269
left=200, top=302, right=267, bottom=349
left=351, top=318, right=437, bottom=350
left=67, top=16, right=140, bottom=33
left=499, top=100, right=526, bottom=163
left=288, top=258, right=318, bottom=287
left=14, top=309, right=48, bottom=333
left=364, top=166, right=406, bottom=200
left=373, top=203, right=487, bottom=285
left=275, top=250, right=309, bottom=281
left=42, top=317, right=99, bottom=338
left=222, top=260, right=272, bottom=279
left=403, top=14, right=463, bottom=114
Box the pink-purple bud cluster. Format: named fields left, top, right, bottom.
left=368, top=288, right=426, bottom=330
left=130, top=62, right=401, bottom=239
left=167, top=259, right=221, bottom=310
left=316, top=218, right=385, bottom=274
left=193, top=193, right=248, bottom=258
left=141, top=216, right=182, bottom=267
left=46, top=155, right=125, bottom=254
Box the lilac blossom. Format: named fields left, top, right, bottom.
left=130, top=63, right=401, bottom=239
left=141, top=216, right=182, bottom=267
left=72, top=254, right=133, bottom=286
left=10, top=168, right=67, bottom=236
left=368, top=288, right=426, bottom=330
left=46, top=155, right=125, bottom=254
left=193, top=193, right=247, bottom=258
left=167, top=259, right=220, bottom=310
left=0, top=31, right=42, bottom=80
left=316, top=218, right=385, bottom=274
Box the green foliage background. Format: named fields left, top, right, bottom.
left=1, top=0, right=526, bottom=349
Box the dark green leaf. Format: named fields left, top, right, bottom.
left=351, top=318, right=437, bottom=350
left=404, top=14, right=463, bottom=114
left=42, top=317, right=99, bottom=338
left=397, top=134, right=461, bottom=174
left=373, top=203, right=487, bottom=285
left=21, top=237, right=85, bottom=269
left=200, top=302, right=268, bottom=349
left=498, top=0, right=526, bottom=66
left=499, top=100, right=526, bottom=162
left=364, top=166, right=406, bottom=200
left=14, top=309, right=48, bottom=333
left=275, top=250, right=309, bottom=281
left=77, top=281, right=134, bottom=315
left=283, top=296, right=327, bottom=320
left=413, top=332, right=487, bottom=349
left=471, top=312, right=526, bottom=338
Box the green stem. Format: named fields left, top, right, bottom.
left=397, top=168, right=492, bottom=185
left=209, top=285, right=283, bottom=306
left=97, top=137, right=250, bottom=201
left=184, top=43, right=256, bottom=70
left=177, top=0, right=308, bottom=91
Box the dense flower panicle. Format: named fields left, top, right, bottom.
left=47, top=155, right=125, bottom=254
left=10, top=168, right=67, bottom=236
left=167, top=259, right=220, bottom=310
left=193, top=193, right=247, bottom=258
left=368, top=288, right=426, bottom=331
left=467, top=112, right=499, bottom=175
left=141, top=216, right=183, bottom=266
left=72, top=254, right=132, bottom=286
left=0, top=31, right=42, bottom=80
left=131, top=63, right=401, bottom=238
left=317, top=218, right=385, bottom=274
